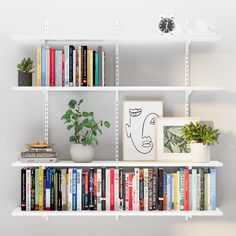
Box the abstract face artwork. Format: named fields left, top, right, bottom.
left=123, top=101, right=163, bottom=161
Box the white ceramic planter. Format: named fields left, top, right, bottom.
left=191, top=143, right=210, bottom=163
left=70, top=143, right=95, bottom=163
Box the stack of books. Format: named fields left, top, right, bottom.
left=21, top=147, right=57, bottom=163
left=21, top=167, right=216, bottom=211
left=36, top=45, right=105, bottom=87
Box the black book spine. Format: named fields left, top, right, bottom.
left=94, top=170, right=97, bottom=210
left=158, top=168, right=164, bottom=211
left=82, top=173, right=85, bottom=210
left=31, top=168, right=35, bottom=211
left=119, top=169, right=123, bottom=210
left=101, top=168, right=106, bottom=211
left=69, top=45, right=75, bottom=86
left=199, top=169, right=205, bottom=211
left=89, top=168, right=95, bottom=210
left=21, top=168, right=26, bottom=211
left=93, top=51, right=96, bottom=86
left=82, top=46, right=87, bottom=86
left=152, top=172, right=157, bottom=210
left=98, top=46, right=102, bottom=86
left=148, top=169, right=153, bottom=211
left=122, top=172, right=126, bottom=211
left=58, top=169, right=62, bottom=211
left=50, top=169, right=55, bottom=211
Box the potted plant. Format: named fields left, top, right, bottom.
left=61, top=99, right=110, bottom=162
left=17, top=57, right=34, bottom=86
left=182, top=122, right=220, bottom=162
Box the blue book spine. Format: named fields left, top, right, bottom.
left=167, top=174, right=172, bottom=211
left=95, top=53, right=99, bottom=86
left=41, top=47, right=46, bottom=86
left=72, top=169, right=77, bottom=211
left=163, top=173, right=167, bottom=209
left=210, top=168, right=216, bottom=210
left=44, top=168, right=51, bottom=210
left=69, top=45, right=75, bottom=86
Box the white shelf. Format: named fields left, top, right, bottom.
left=12, top=160, right=223, bottom=168
left=12, top=207, right=223, bottom=218
left=11, top=86, right=223, bottom=92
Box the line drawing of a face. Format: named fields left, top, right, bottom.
left=125, top=108, right=159, bottom=154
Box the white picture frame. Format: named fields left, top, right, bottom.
left=122, top=100, right=163, bottom=161
left=156, top=117, right=199, bottom=162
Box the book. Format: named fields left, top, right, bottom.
left=72, top=169, right=77, bottom=211
left=84, top=171, right=89, bottom=210
left=97, top=168, right=102, bottom=211
left=191, top=169, right=197, bottom=211
left=46, top=46, right=50, bottom=86
left=94, top=171, right=97, bottom=210
left=36, top=45, right=41, bottom=86
left=68, top=169, right=72, bottom=210
left=134, top=168, right=140, bottom=211
left=20, top=157, right=57, bottom=163
left=89, top=168, right=95, bottom=210
left=152, top=172, right=157, bottom=210
left=54, top=170, right=58, bottom=210
left=62, top=50, right=65, bottom=86
left=101, top=168, right=106, bottom=211
left=114, top=168, right=119, bottom=211
left=199, top=169, right=205, bottom=211
left=163, top=173, right=167, bottom=211
left=64, top=46, right=69, bottom=86
left=26, top=168, right=31, bottom=211
left=77, top=169, right=82, bottom=211
left=98, top=46, right=103, bottom=86
left=106, top=169, right=110, bottom=210
left=61, top=169, right=67, bottom=211
left=167, top=173, right=172, bottom=211
left=55, top=50, right=62, bottom=86
left=69, top=45, right=75, bottom=86
left=95, top=52, right=99, bottom=86
left=119, top=169, right=124, bottom=211
left=128, top=173, right=133, bottom=211
left=148, top=169, right=153, bottom=211
left=75, top=48, right=79, bottom=86
left=184, top=169, right=189, bottom=211
left=31, top=168, right=35, bottom=210
left=82, top=46, right=87, bottom=86
left=158, top=168, right=164, bottom=211
left=49, top=48, right=56, bottom=86
left=73, top=49, right=76, bottom=86
left=21, top=168, right=26, bottom=211
left=35, top=168, right=39, bottom=210
left=44, top=168, right=51, bottom=210
left=110, top=168, right=115, bottom=211
left=41, top=47, right=46, bottom=86
left=50, top=168, right=55, bottom=210
left=125, top=173, right=129, bottom=211
left=204, top=173, right=208, bottom=210
left=144, top=168, right=149, bottom=211
left=209, top=168, right=216, bottom=210
left=57, top=169, right=62, bottom=211
left=173, top=173, right=178, bottom=211
left=179, top=168, right=185, bottom=211
left=38, top=167, right=44, bottom=211
left=21, top=151, right=57, bottom=158
left=87, top=49, right=92, bottom=86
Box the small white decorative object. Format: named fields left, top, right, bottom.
left=158, top=15, right=176, bottom=35
left=70, top=143, right=95, bottom=163
left=191, top=143, right=210, bottom=163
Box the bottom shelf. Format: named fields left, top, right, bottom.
left=12, top=207, right=223, bottom=220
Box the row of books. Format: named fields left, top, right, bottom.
left=36, top=45, right=105, bottom=87
left=21, top=167, right=216, bottom=211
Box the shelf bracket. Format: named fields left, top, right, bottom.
left=185, top=40, right=191, bottom=117
left=42, top=90, right=49, bottom=144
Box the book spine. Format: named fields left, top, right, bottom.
left=134, top=168, right=140, bottom=211
left=192, top=169, right=197, bottom=211
left=101, top=168, right=106, bottom=211
left=21, top=168, right=26, bottom=211
left=75, top=48, right=79, bottom=86
left=144, top=168, right=149, bottom=211
left=72, top=169, right=77, bottom=211
left=207, top=172, right=211, bottom=210
left=55, top=50, right=60, bottom=86
left=35, top=168, right=39, bottom=210
left=173, top=173, right=178, bottom=211
left=44, top=168, right=50, bottom=210
left=167, top=173, right=172, bottom=211
left=68, top=169, right=72, bottom=211
left=87, top=49, right=91, bottom=86
left=125, top=173, right=129, bottom=211
left=106, top=169, right=110, bottom=210
left=80, top=46, right=84, bottom=86
left=204, top=173, right=208, bottom=210
left=93, top=51, right=96, bottom=86
left=114, top=168, right=119, bottom=211
left=97, top=169, right=102, bottom=211
left=82, top=46, right=87, bottom=86
left=158, top=168, right=164, bottom=211
left=62, top=50, right=65, bottom=86
left=128, top=173, right=133, bottom=211
left=84, top=172, right=89, bottom=210
left=49, top=48, right=55, bottom=86
left=197, top=173, right=201, bottom=210
left=69, top=45, right=75, bottom=86
left=77, top=169, right=82, bottom=211
left=118, top=169, right=124, bottom=211
left=110, top=168, right=115, bottom=211
left=58, top=169, right=62, bottom=211
left=163, top=173, right=167, bottom=211
left=122, top=172, right=126, bottom=210
left=78, top=46, right=81, bottom=86
left=41, top=47, right=46, bottom=86
left=94, top=171, right=97, bottom=210
left=89, top=168, right=95, bottom=210
left=98, top=46, right=102, bottom=86
left=179, top=168, right=185, bottom=211
left=82, top=173, right=85, bottom=210
left=54, top=170, right=58, bottom=210
left=95, top=52, right=99, bottom=86
left=26, top=169, right=31, bottom=211
left=139, top=169, right=144, bottom=211
left=64, top=46, right=69, bottom=86
left=102, top=51, right=105, bottom=86
left=148, top=169, right=153, bottom=211
left=210, top=168, right=216, bottom=210
left=90, top=50, right=93, bottom=86
left=189, top=173, right=192, bottom=211
left=199, top=169, right=205, bottom=211
left=38, top=167, right=44, bottom=211
left=46, top=46, right=50, bottom=86
left=184, top=169, right=189, bottom=211
left=36, top=45, right=41, bottom=86
left=73, top=49, right=76, bottom=86
left=61, top=169, right=66, bottom=210
left=50, top=169, right=55, bottom=211
left=152, top=173, right=157, bottom=210
left=31, top=168, right=35, bottom=210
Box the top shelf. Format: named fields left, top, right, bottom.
left=12, top=34, right=222, bottom=44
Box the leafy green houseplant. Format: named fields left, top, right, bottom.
left=17, top=57, right=35, bottom=86
left=61, top=99, right=110, bottom=162
left=182, top=122, right=220, bottom=162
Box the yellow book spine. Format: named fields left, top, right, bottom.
left=36, top=44, right=41, bottom=86
left=66, top=172, right=69, bottom=210
left=173, top=173, right=178, bottom=211
left=38, top=167, right=44, bottom=211
left=87, top=49, right=91, bottom=86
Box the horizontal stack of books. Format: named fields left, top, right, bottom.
left=36, top=45, right=105, bottom=87
left=21, top=147, right=58, bottom=163
left=21, top=167, right=216, bottom=211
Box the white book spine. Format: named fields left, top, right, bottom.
left=77, top=169, right=82, bottom=210
left=177, top=171, right=180, bottom=211
left=97, top=169, right=102, bottom=211
left=68, top=169, right=72, bottom=211
left=144, top=168, right=149, bottom=211
left=46, top=46, right=50, bottom=86
left=207, top=173, right=211, bottom=210
left=106, top=169, right=110, bottom=211
left=26, top=169, right=31, bottom=211
left=125, top=173, right=129, bottom=211
left=78, top=46, right=81, bottom=86
left=189, top=173, right=192, bottom=211
left=73, top=50, right=76, bottom=87
left=192, top=169, right=197, bottom=211
left=134, top=168, right=139, bottom=211
left=132, top=174, right=135, bottom=211
left=114, top=169, right=119, bottom=211
left=197, top=173, right=200, bottom=211
left=61, top=169, right=67, bottom=210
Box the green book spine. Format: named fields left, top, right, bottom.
left=179, top=168, right=184, bottom=211
left=95, top=52, right=99, bottom=86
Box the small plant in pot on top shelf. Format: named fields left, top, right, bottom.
left=17, top=57, right=35, bottom=86
left=61, top=99, right=110, bottom=163
left=182, top=122, right=220, bottom=163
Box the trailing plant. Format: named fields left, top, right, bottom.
left=182, top=122, right=220, bottom=146
left=61, top=99, right=110, bottom=145
left=17, top=57, right=35, bottom=73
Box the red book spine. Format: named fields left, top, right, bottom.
left=62, top=50, right=65, bottom=86
left=184, top=169, right=189, bottom=211
left=128, top=173, right=133, bottom=211
left=50, top=48, right=55, bottom=86
left=110, top=168, right=115, bottom=211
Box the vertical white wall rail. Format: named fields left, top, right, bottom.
left=42, top=91, right=49, bottom=143
left=115, top=21, right=120, bottom=161
left=185, top=40, right=191, bottom=117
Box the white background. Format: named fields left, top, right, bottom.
left=0, top=0, right=236, bottom=235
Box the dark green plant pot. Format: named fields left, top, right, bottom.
left=18, top=72, right=32, bottom=86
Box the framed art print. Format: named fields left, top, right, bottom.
left=156, top=117, right=199, bottom=162
left=122, top=100, right=163, bottom=161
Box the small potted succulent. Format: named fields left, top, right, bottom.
left=17, top=57, right=34, bottom=86
left=61, top=99, right=110, bottom=162
left=182, top=122, right=220, bottom=162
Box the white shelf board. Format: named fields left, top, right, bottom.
left=11, top=86, right=223, bottom=92
left=12, top=160, right=223, bottom=168
left=12, top=207, right=223, bottom=217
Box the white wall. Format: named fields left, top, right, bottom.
left=0, top=0, right=236, bottom=235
